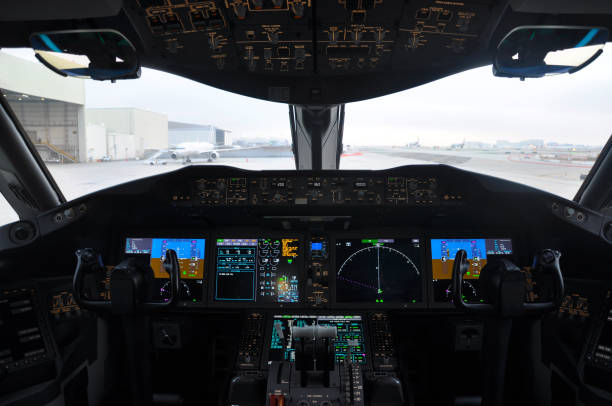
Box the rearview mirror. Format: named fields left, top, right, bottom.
left=29, top=29, right=140, bottom=81
left=493, top=26, right=608, bottom=80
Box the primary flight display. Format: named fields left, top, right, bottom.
left=430, top=238, right=513, bottom=303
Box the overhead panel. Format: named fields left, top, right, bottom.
left=133, top=0, right=496, bottom=102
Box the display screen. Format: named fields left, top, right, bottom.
left=309, top=238, right=328, bottom=259
left=430, top=238, right=513, bottom=303
left=269, top=315, right=366, bottom=364
left=593, top=306, right=612, bottom=365
left=215, top=238, right=301, bottom=303
left=0, top=289, right=48, bottom=371
left=124, top=237, right=206, bottom=302
left=335, top=238, right=422, bottom=304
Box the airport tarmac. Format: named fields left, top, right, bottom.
left=0, top=149, right=590, bottom=225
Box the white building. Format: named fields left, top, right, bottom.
left=168, top=121, right=231, bottom=147
left=86, top=108, right=168, bottom=160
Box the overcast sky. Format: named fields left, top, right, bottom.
left=4, top=47, right=612, bottom=147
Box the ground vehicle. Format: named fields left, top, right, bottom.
left=1, top=1, right=612, bottom=406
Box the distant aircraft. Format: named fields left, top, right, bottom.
left=449, top=138, right=465, bottom=150
left=144, top=142, right=231, bottom=165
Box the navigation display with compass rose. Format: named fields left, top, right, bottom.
left=335, top=238, right=423, bottom=304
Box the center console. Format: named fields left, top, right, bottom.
left=231, top=312, right=401, bottom=406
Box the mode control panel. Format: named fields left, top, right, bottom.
left=172, top=173, right=464, bottom=207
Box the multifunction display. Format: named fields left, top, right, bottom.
left=215, top=238, right=301, bottom=303
left=430, top=238, right=513, bottom=303
left=335, top=239, right=423, bottom=304
left=124, top=237, right=206, bottom=302
left=269, top=315, right=366, bottom=364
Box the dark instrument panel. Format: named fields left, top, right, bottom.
left=108, top=233, right=518, bottom=310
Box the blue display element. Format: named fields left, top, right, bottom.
left=150, top=238, right=205, bottom=260
left=39, top=34, right=62, bottom=53
left=431, top=239, right=487, bottom=261
left=575, top=28, right=599, bottom=48
left=311, top=242, right=323, bottom=250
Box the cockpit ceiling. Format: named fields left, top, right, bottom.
left=2, top=0, right=612, bottom=103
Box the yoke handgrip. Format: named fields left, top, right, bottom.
left=523, top=249, right=564, bottom=314
left=452, top=249, right=494, bottom=313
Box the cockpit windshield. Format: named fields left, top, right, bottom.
left=1, top=46, right=611, bottom=211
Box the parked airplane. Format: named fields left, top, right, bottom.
left=144, top=142, right=227, bottom=165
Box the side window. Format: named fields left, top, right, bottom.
left=0, top=195, right=19, bottom=226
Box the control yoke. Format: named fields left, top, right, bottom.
left=73, top=248, right=180, bottom=313
left=451, top=248, right=564, bottom=406
left=452, top=248, right=564, bottom=316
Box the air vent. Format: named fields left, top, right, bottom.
left=9, top=221, right=36, bottom=244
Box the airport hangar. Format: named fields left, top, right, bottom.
left=0, top=52, right=231, bottom=163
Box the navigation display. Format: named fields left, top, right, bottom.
left=124, top=237, right=206, bottom=302
left=214, top=238, right=301, bottom=303
left=430, top=238, right=513, bottom=303
left=335, top=238, right=422, bottom=304
left=269, top=315, right=366, bottom=364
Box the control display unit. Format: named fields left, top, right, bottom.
left=430, top=238, right=513, bottom=303
left=0, top=289, right=49, bottom=372
left=586, top=288, right=612, bottom=371
left=124, top=237, right=206, bottom=302
left=269, top=315, right=366, bottom=365
left=214, top=238, right=301, bottom=303
left=335, top=239, right=423, bottom=304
